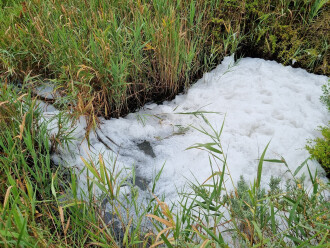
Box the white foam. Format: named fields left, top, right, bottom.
left=53, top=56, right=329, bottom=202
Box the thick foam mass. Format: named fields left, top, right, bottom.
left=51, top=56, right=329, bottom=201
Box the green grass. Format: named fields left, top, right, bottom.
left=1, top=1, right=329, bottom=247
left=0, top=83, right=183, bottom=247
left=0, top=84, right=157, bottom=247
left=0, top=0, right=220, bottom=123
left=0, top=0, right=328, bottom=124
left=1, top=90, right=329, bottom=247
left=147, top=115, right=330, bottom=247
left=210, top=0, right=329, bottom=74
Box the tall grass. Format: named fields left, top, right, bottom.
left=1, top=1, right=329, bottom=246
left=1, top=87, right=329, bottom=246
left=0, top=0, right=220, bottom=125
left=0, top=84, right=157, bottom=247
left=210, top=0, right=329, bottom=72
left=1, top=0, right=328, bottom=126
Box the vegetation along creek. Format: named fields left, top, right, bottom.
left=0, top=1, right=329, bottom=247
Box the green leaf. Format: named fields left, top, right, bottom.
left=257, top=141, right=271, bottom=189
left=16, top=217, right=27, bottom=247
left=252, top=221, right=263, bottom=241
left=263, top=159, right=285, bottom=163
left=186, top=143, right=222, bottom=154
left=160, top=234, right=174, bottom=248
left=288, top=195, right=303, bottom=227
left=270, top=202, right=276, bottom=233
left=285, top=235, right=303, bottom=244
left=293, top=158, right=309, bottom=177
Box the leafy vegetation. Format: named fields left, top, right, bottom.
left=320, top=81, right=330, bottom=111
left=210, top=0, right=329, bottom=72
left=306, top=80, right=330, bottom=178
left=306, top=125, right=330, bottom=177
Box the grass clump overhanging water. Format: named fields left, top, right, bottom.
left=0, top=0, right=329, bottom=125
left=0, top=84, right=160, bottom=247
left=0, top=0, right=221, bottom=124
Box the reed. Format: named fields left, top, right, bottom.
left=1, top=1, right=327, bottom=123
